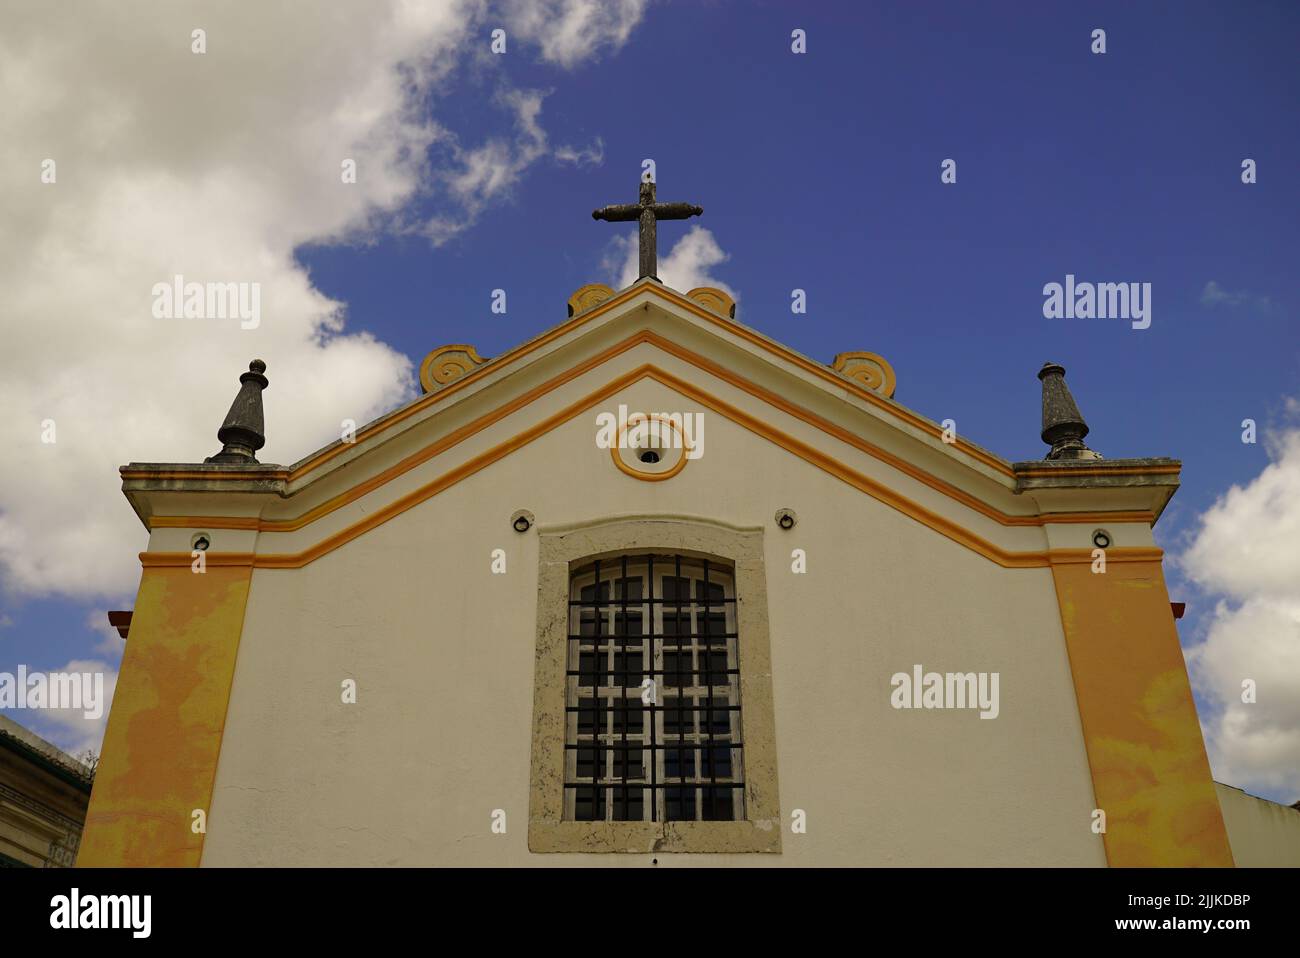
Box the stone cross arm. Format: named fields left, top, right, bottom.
left=591, top=178, right=703, bottom=282
left=591, top=200, right=703, bottom=222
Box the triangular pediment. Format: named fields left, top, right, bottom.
left=123, top=279, right=1179, bottom=569
left=281, top=278, right=994, bottom=489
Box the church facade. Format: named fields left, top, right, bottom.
left=79, top=272, right=1238, bottom=867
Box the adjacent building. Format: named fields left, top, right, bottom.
left=0, top=716, right=92, bottom=867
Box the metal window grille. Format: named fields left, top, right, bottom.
left=564, top=554, right=744, bottom=822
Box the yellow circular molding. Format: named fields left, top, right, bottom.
left=567, top=283, right=615, bottom=317
left=686, top=286, right=736, bottom=319
left=419, top=345, right=488, bottom=394
left=609, top=413, right=692, bottom=482
left=831, top=351, right=897, bottom=399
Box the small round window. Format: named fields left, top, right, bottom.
left=610, top=414, right=692, bottom=482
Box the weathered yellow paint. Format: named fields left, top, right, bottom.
left=1051, top=559, right=1233, bottom=867
left=78, top=566, right=251, bottom=867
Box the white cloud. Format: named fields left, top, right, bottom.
left=424, top=88, right=604, bottom=244
left=1200, top=280, right=1271, bottom=311
left=554, top=137, right=606, bottom=166
left=504, top=0, right=648, bottom=68
left=0, top=2, right=643, bottom=601
left=84, top=609, right=127, bottom=659
left=17, top=658, right=119, bottom=761
left=1181, top=425, right=1300, bottom=801
left=605, top=225, right=738, bottom=299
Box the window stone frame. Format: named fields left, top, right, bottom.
left=527, top=515, right=782, bottom=854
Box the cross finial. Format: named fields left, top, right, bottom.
left=592, top=177, right=703, bottom=282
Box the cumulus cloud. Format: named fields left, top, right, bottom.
left=0, top=2, right=643, bottom=602
left=605, top=225, right=738, bottom=299
left=1181, top=423, right=1300, bottom=801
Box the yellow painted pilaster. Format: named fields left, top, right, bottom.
left=78, top=564, right=251, bottom=867
left=1051, top=559, right=1233, bottom=866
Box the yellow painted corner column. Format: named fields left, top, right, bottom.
left=79, top=563, right=251, bottom=867
left=1052, top=557, right=1232, bottom=866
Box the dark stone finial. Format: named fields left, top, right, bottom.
left=205, top=359, right=269, bottom=464
left=1038, top=362, right=1099, bottom=461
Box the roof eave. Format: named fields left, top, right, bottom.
left=1011, top=457, right=1182, bottom=523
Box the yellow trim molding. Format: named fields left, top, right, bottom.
left=149, top=516, right=260, bottom=530
left=136, top=361, right=1169, bottom=572
left=1018, top=464, right=1180, bottom=479
left=78, top=566, right=251, bottom=867
left=145, top=332, right=1159, bottom=536
left=122, top=282, right=1019, bottom=485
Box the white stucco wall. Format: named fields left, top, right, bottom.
left=1216, top=783, right=1300, bottom=867
left=200, top=366, right=1106, bottom=866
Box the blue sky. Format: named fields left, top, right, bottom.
left=3, top=2, right=1297, bottom=800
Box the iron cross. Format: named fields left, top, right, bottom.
left=592, top=178, right=703, bottom=281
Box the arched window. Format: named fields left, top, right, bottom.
left=564, top=554, right=743, bottom=823
left=528, top=516, right=779, bottom=854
